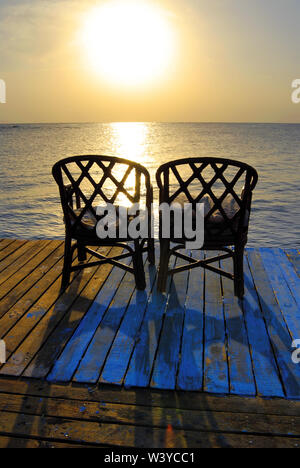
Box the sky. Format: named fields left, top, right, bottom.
left=0, top=0, right=300, bottom=123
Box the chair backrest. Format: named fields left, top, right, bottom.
left=156, top=157, right=258, bottom=240
left=52, top=155, right=153, bottom=233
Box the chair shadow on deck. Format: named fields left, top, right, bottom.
left=129, top=276, right=226, bottom=448
left=130, top=255, right=299, bottom=447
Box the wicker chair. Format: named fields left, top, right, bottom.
left=156, top=157, right=258, bottom=298
left=52, top=155, right=155, bottom=291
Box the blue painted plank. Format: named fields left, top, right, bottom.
left=47, top=258, right=130, bottom=383
left=272, top=248, right=300, bottom=311
left=260, top=248, right=300, bottom=341
left=150, top=256, right=189, bottom=390
left=242, top=251, right=284, bottom=398
left=177, top=250, right=204, bottom=391
left=124, top=256, right=177, bottom=388
left=203, top=252, right=229, bottom=395
left=247, top=249, right=300, bottom=400
left=220, top=256, right=256, bottom=397
left=73, top=266, right=138, bottom=383
left=100, top=260, right=156, bottom=386
left=284, top=249, right=300, bottom=277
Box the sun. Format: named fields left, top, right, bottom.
left=80, top=1, right=175, bottom=88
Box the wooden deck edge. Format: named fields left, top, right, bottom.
left=0, top=376, right=299, bottom=416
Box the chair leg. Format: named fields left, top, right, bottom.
left=133, top=240, right=146, bottom=290
left=61, top=235, right=73, bottom=290
left=234, top=245, right=245, bottom=298
left=157, top=239, right=170, bottom=292
left=148, top=238, right=155, bottom=265
left=77, top=243, right=87, bottom=262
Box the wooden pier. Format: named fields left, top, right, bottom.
left=0, top=238, right=299, bottom=447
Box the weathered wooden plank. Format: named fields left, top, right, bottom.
left=247, top=249, right=300, bottom=400
left=260, top=248, right=300, bottom=340
left=150, top=256, right=189, bottom=390
left=47, top=252, right=129, bottom=383
left=177, top=251, right=204, bottom=391
left=1, top=377, right=300, bottom=416
left=272, top=248, right=300, bottom=310
left=0, top=240, right=46, bottom=280
left=203, top=252, right=229, bottom=395
left=0, top=240, right=61, bottom=305
left=242, top=252, right=284, bottom=398
left=0, top=409, right=188, bottom=447
left=0, top=249, right=108, bottom=377
left=0, top=435, right=94, bottom=449
left=0, top=239, right=16, bottom=254
left=0, top=247, right=65, bottom=337
left=0, top=392, right=300, bottom=437
left=0, top=276, right=66, bottom=363
left=0, top=241, right=64, bottom=322
left=220, top=256, right=256, bottom=396
left=0, top=245, right=99, bottom=356
left=0, top=240, right=26, bottom=262
left=124, top=257, right=177, bottom=389
left=100, top=258, right=156, bottom=386
left=74, top=262, right=140, bottom=383
left=0, top=410, right=299, bottom=448
left=23, top=248, right=118, bottom=379
left=0, top=240, right=51, bottom=292
left=285, top=249, right=300, bottom=277
left=0, top=238, right=10, bottom=248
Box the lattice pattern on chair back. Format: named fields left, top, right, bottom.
left=156, top=157, right=258, bottom=240
left=53, top=155, right=152, bottom=233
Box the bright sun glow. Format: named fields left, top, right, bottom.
left=81, top=1, right=175, bottom=87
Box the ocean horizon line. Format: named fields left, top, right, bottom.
left=1, top=121, right=300, bottom=126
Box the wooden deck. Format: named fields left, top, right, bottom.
left=0, top=238, right=300, bottom=447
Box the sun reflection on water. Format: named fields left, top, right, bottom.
left=106, top=122, right=149, bottom=207
left=109, top=122, right=148, bottom=163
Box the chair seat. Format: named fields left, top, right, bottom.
left=68, top=206, right=147, bottom=243
left=170, top=229, right=246, bottom=247
left=172, top=193, right=249, bottom=225
left=167, top=193, right=248, bottom=246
